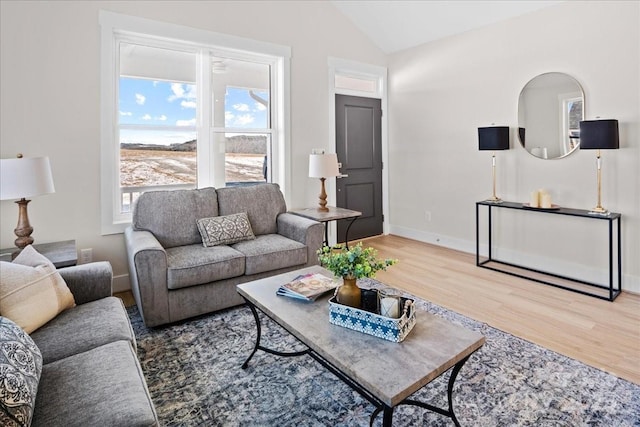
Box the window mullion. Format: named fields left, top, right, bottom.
left=197, top=50, right=213, bottom=188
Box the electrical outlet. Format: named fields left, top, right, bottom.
left=80, top=248, right=93, bottom=264
left=424, top=211, right=431, bottom=222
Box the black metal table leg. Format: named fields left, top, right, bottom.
left=240, top=297, right=311, bottom=370
left=344, top=216, right=358, bottom=249
left=399, top=354, right=471, bottom=427
left=381, top=406, right=394, bottom=427
left=241, top=298, right=263, bottom=369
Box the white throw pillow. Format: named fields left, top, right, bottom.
left=0, top=245, right=75, bottom=333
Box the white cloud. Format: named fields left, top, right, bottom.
left=225, top=111, right=234, bottom=121
left=135, top=93, right=146, bottom=105
left=141, top=114, right=152, bottom=120
left=233, top=103, right=250, bottom=112
left=181, top=100, right=197, bottom=109
left=234, top=114, right=255, bottom=126
left=176, top=118, right=196, bottom=127
left=119, top=111, right=132, bottom=116
left=168, top=83, right=196, bottom=102
left=155, top=115, right=167, bottom=121
left=254, top=102, right=267, bottom=111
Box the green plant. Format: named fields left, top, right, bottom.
left=317, top=242, right=397, bottom=280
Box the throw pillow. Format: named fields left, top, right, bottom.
left=0, top=245, right=75, bottom=334
left=197, top=212, right=255, bottom=247
left=0, top=316, right=43, bottom=427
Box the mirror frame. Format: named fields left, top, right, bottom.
left=518, top=72, right=585, bottom=160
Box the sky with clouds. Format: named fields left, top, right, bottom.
left=119, top=78, right=268, bottom=145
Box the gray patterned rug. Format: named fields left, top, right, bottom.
left=127, top=281, right=639, bottom=426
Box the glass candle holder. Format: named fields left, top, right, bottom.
left=378, top=287, right=402, bottom=318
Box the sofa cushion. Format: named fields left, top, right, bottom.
left=197, top=212, right=255, bottom=247
left=0, top=317, right=42, bottom=427
left=217, top=183, right=286, bottom=236
left=133, top=187, right=218, bottom=249
left=166, top=244, right=245, bottom=290
left=30, top=297, right=135, bottom=365
left=232, top=234, right=307, bottom=275
left=0, top=245, right=75, bottom=334
left=32, top=340, right=158, bottom=427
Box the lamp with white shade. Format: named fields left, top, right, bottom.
left=0, top=155, right=55, bottom=250
left=308, top=153, right=340, bottom=212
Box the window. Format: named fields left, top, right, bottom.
left=560, top=95, right=583, bottom=153
left=118, top=43, right=198, bottom=213
left=100, top=11, right=291, bottom=234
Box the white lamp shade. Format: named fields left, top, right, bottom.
left=309, top=153, right=340, bottom=178
left=0, top=157, right=55, bottom=200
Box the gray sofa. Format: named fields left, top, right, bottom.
left=125, top=183, right=324, bottom=327
left=29, top=262, right=158, bottom=426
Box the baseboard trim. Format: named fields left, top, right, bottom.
left=113, top=274, right=131, bottom=294
left=388, top=225, right=640, bottom=296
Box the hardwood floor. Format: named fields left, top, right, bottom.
left=114, top=234, right=640, bottom=385
left=360, top=235, right=640, bottom=385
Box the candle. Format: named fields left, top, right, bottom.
left=380, top=297, right=399, bottom=318
left=529, top=190, right=539, bottom=208
left=541, top=192, right=552, bottom=208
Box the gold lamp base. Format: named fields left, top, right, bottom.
left=485, top=153, right=503, bottom=204
left=485, top=196, right=503, bottom=204
left=589, top=205, right=610, bottom=216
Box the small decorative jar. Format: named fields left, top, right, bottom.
left=378, top=287, right=403, bottom=318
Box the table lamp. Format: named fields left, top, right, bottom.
left=478, top=126, right=510, bottom=203
left=308, top=153, right=340, bottom=212
left=0, top=155, right=55, bottom=250
left=579, top=119, right=619, bottom=214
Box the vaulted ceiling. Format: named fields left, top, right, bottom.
left=331, top=0, right=563, bottom=54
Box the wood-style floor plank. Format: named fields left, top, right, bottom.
left=359, top=235, right=640, bottom=385
left=115, top=234, right=639, bottom=385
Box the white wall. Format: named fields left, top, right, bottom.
left=0, top=1, right=386, bottom=291
left=387, top=1, right=640, bottom=292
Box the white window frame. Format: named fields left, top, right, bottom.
left=99, top=11, right=291, bottom=235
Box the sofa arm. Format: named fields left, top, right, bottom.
left=124, top=227, right=170, bottom=327
left=277, top=213, right=324, bottom=264
left=58, top=261, right=113, bottom=305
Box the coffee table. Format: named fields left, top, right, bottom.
left=237, top=266, right=485, bottom=426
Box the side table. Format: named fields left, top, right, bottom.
left=0, top=240, right=77, bottom=268
left=289, top=206, right=362, bottom=248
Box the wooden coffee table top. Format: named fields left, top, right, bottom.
left=237, top=266, right=485, bottom=407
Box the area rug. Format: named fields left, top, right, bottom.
left=127, top=281, right=639, bottom=426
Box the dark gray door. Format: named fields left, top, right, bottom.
left=335, top=94, right=383, bottom=243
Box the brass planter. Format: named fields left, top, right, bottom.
left=337, top=277, right=361, bottom=308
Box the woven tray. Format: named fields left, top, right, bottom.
left=328, top=291, right=416, bottom=343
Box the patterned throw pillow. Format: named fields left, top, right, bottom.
left=0, top=316, right=43, bottom=427
left=0, top=245, right=76, bottom=334
left=197, top=212, right=256, bottom=247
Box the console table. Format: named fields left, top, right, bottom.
left=475, top=201, right=621, bottom=301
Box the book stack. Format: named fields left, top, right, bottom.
left=277, top=273, right=338, bottom=302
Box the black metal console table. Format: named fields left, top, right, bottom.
left=476, top=201, right=621, bottom=301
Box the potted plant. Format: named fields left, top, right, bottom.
left=317, top=243, right=397, bottom=308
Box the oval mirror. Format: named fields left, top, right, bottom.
left=518, top=72, right=584, bottom=159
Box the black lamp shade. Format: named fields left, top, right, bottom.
left=579, top=119, right=619, bottom=150
left=478, top=126, right=510, bottom=150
